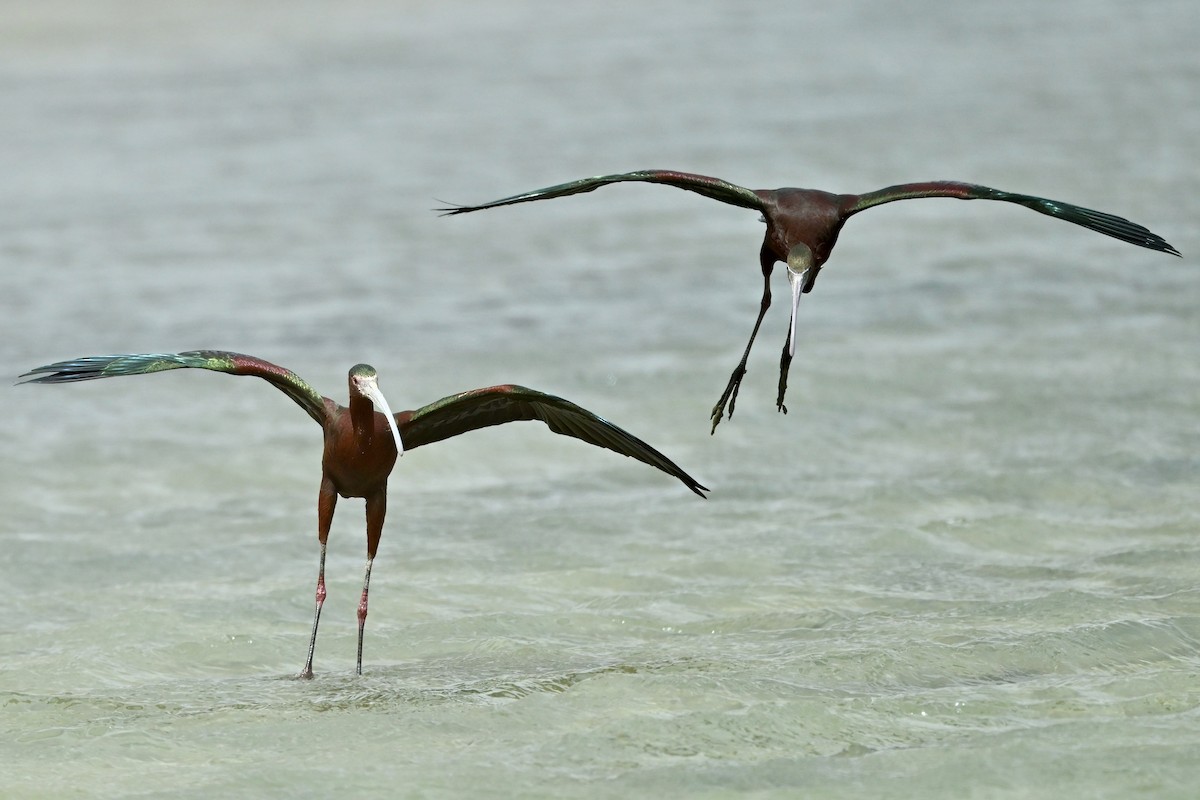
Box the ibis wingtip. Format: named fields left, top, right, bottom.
left=432, top=199, right=472, bottom=216
left=15, top=366, right=56, bottom=384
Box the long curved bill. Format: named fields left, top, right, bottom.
left=362, top=377, right=405, bottom=457
left=787, top=267, right=808, bottom=358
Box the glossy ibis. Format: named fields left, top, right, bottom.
left=440, top=170, right=1180, bottom=431
left=20, top=350, right=706, bottom=677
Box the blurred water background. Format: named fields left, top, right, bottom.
left=1, top=1, right=1197, bottom=797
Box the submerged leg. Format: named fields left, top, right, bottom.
left=710, top=253, right=775, bottom=434
left=299, top=477, right=337, bottom=679
left=356, top=489, right=387, bottom=676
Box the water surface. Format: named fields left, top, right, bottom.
left=1, top=2, right=1197, bottom=797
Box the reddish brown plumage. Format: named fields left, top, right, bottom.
left=441, top=170, right=1179, bottom=432
left=758, top=187, right=850, bottom=276
left=20, top=351, right=707, bottom=678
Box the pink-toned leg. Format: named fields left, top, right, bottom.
left=298, top=544, right=328, bottom=679
left=356, top=490, right=387, bottom=676
left=355, top=557, right=374, bottom=676
left=299, top=477, right=337, bottom=679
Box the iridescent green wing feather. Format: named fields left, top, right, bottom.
left=439, top=170, right=766, bottom=214
left=19, top=350, right=329, bottom=425
left=395, top=384, right=707, bottom=497
left=849, top=181, right=1180, bottom=255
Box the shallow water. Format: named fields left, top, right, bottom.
left=2, top=1, right=1198, bottom=797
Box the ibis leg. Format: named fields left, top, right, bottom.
left=711, top=265, right=773, bottom=434
left=356, top=490, right=387, bottom=676
left=299, top=477, right=337, bottom=679
left=777, top=338, right=792, bottom=414
left=355, top=558, right=374, bottom=676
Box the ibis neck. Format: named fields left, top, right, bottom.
left=349, top=394, right=378, bottom=444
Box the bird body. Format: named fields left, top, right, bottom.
left=759, top=187, right=849, bottom=287
left=21, top=350, right=706, bottom=677
left=323, top=390, right=398, bottom=502
left=441, top=171, right=1180, bottom=431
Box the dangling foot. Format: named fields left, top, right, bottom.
left=710, top=363, right=747, bottom=434
left=776, top=339, right=792, bottom=415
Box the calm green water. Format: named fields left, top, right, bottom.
left=2, top=2, right=1197, bottom=797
